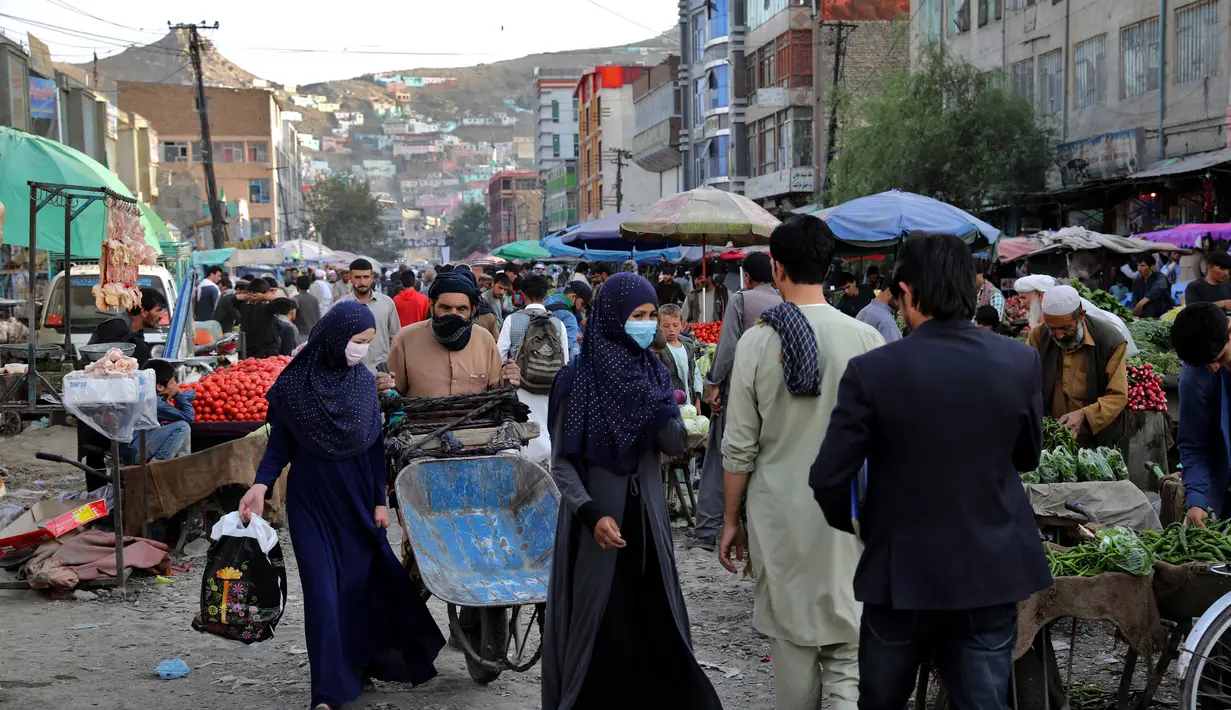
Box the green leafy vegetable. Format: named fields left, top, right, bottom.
left=1044, top=418, right=1078, bottom=456
left=1069, top=279, right=1135, bottom=322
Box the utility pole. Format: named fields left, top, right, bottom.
left=609, top=148, right=632, bottom=213
left=820, top=21, right=856, bottom=193
left=173, top=21, right=226, bottom=249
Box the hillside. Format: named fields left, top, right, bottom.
left=301, top=30, right=678, bottom=129
left=79, top=28, right=677, bottom=131
left=77, top=28, right=265, bottom=89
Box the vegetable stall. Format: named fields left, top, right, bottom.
left=182, top=355, right=290, bottom=451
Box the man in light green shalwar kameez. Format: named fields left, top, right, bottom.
left=719, top=216, right=884, bottom=710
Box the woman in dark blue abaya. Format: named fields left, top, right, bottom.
left=239, top=301, right=444, bottom=710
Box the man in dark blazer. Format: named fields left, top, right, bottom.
left=1171, top=302, right=1231, bottom=526
left=809, top=232, right=1052, bottom=710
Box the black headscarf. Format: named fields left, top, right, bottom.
left=549, top=273, right=678, bottom=476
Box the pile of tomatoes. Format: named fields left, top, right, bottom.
left=185, top=356, right=291, bottom=422
left=689, top=321, right=722, bottom=345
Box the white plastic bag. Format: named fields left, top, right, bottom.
left=210, top=511, right=278, bottom=554
left=61, top=369, right=157, bottom=442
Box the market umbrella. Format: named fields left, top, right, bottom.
left=0, top=126, right=164, bottom=257
left=623, top=187, right=779, bottom=319
left=492, top=240, right=552, bottom=261
left=621, top=187, right=780, bottom=248
left=541, top=234, right=680, bottom=263
left=561, top=211, right=671, bottom=251
left=807, top=189, right=1000, bottom=249
left=1134, top=223, right=1231, bottom=247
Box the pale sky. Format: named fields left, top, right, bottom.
left=0, top=0, right=678, bottom=84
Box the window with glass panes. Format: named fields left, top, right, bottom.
left=758, top=117, right=777, bottom=175
left=1013, top=58, right=1035, bottom=106
left=1121, top=18, right=1160, bottom=99
left=247, top=141, right=269, bottom=163
left=552, top=134, right=560, bottom=157
left=249, top=179, right=271, bottom=204
left=692, top=12, right=707, bottom=63
left=552, top=100, right=559, bottom=122
left=216, top=141, right=245, bottom=163
left=1176, top=0, right=1220, bottom=85
left=162, top=141, right=188, bottom=163
left=1073, top=35, right=1107, bottom=108
left=1037, top=50, right=1063, bottom=116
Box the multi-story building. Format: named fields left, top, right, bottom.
left=740, top=0, right=816, bottom=207
left=118, top=82, right=303, bottom=245
left=488, top=171, right=538, bottom=247
left=544, top=160, right=579, bottom=232
left=533, top=68, right=581, bottom=176
left=633, top=56, right=685, bottom=199
left=741, top=2, right=908, bottom=209
left=914, top=0, right=1231, bottom=230
left=575, top=66, right=658, bottom=222
left=678, top=0, right=745, bottom=193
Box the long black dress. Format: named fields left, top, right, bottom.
left=541, top=398, right=723, bottom=710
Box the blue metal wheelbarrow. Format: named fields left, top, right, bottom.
left=395, top=453, right=560, bottom=684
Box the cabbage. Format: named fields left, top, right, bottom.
left=679, top=405, right=698, bottom=420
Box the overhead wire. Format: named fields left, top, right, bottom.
left=42, top=0, right=165, bottom=35
left=585, top=0, right=678, bottom=45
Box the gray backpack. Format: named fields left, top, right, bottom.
left=512, top=311, right=565, bottom=394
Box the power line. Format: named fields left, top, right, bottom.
left=585, top=0, right=678, bottom=45
left=0, top=13, right=188, bottom=57
left=42, top=0, right=164, bottom=35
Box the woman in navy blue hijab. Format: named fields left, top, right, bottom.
left=240, top=301, right=444, bottom=710
left=541, top=273, right=722, bottom=710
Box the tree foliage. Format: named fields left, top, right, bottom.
left=826, top=47, right=1055, bottom=212
left=447, top=203, right=492, bottom=260
left=304, top=175, right=398, bottom=259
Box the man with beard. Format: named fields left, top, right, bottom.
left=333, top=259, right=402, bottom=372
left=1028, top=284, right=1128, bottom=446
left=378, top=270, right=521, bottom=398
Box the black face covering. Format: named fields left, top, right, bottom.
left=432, top=314, right=473, bottom=351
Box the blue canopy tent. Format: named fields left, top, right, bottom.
left=559, top=211, right=675, bottom=252
left=541, top=234, right=681, bottom=263
left=806, top=190, right=1001, bottom=252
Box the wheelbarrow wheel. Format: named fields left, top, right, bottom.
left=450, top=604, right=508, bottom=685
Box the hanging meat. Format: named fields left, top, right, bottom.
left=93, top=200, right=158, bottom=313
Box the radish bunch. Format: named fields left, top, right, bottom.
left=1127, top=362, right=1167, bottom=412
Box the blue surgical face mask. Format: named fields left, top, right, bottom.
left=624, top=319, right=658, bottom=349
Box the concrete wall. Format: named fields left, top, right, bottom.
left=914, top=0, right=1231, bottom=163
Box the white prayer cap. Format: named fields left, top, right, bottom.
left=1013, top=275, right=1057, bottom=294
left=1042, top=285, right=1082, bottom=316
left=314, top=268, right=326, bottom=278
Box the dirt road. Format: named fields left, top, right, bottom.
left=0, top=425, right=1180, bottom=709
left=0, top=425, right=775, bottom=710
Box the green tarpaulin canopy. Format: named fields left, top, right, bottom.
left=0, top=126, right=164, bottom=258
left=491, top=240, right=552, bottom=261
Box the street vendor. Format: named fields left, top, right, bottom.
left=1014, top=274, right=1139, bottom=358
left=87, top=287, right=167, bottom=367
left=1027, top=285, right=1128, bottom=446
left=378, top=270, right=520, bottom=398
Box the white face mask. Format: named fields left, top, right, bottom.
left=345, top=341, right=369, bottom=366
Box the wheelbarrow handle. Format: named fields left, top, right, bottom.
left=35, top=452, right=112, bottom=483
left=1063, top=497, right=1099, bottom=524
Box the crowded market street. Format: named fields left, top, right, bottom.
left=0, top=426, right=1185, bottom=710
